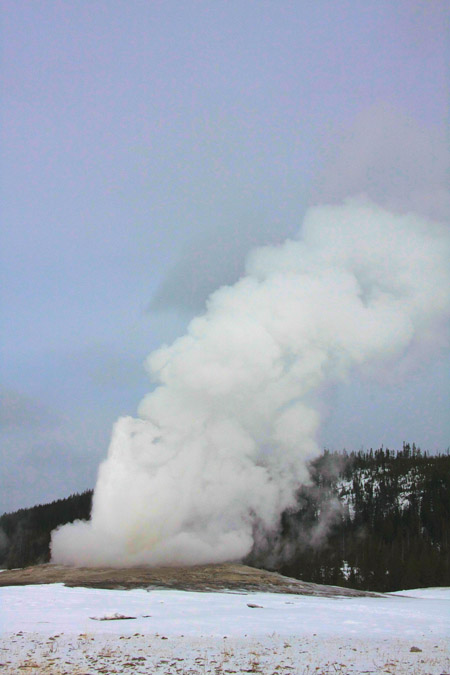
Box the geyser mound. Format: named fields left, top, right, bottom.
left=51, top=198, right=450, bottom=567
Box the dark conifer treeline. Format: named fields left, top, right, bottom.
left=1, top=445, right=449, bottom=592
left=248, top=444, right=450, bottom=592
left=0, top=491, right=92, bottom=569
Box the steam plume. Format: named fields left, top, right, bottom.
left=51, top=198, right=450, bottom=566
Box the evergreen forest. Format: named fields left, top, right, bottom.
left=0, top=490, right=92, bottom=570
left=1, top=444, right=449, bottom=592
left=248, top=444, right=450, bottom=591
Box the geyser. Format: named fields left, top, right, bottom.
left=51, top=198, right=450, bottom=566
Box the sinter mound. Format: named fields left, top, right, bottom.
left=0, top=562, right=382, bottom=597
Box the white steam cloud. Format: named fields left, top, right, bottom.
left=51, top=199, right=450, bottom=566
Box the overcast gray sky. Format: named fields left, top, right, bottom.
left=1, top=1, right=449, bottom=514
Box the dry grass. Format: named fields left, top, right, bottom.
left=1, top=631, right=448, bottom=674
left=0, top=562, right=381, bottom=597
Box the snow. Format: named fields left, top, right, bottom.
left=0, top=584, right=449, bottom=673
left=337, top=466, right=427, bottom=516
left=391, top=586, right=450, bottom=599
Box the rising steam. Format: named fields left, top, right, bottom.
left=51, top=198, right=450, bottom=566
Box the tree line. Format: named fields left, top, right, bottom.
left=0, top=490, right=92, bottom=569
left=247, top=444, right=450, bottom=591
left=1, top=444, right=449, bottom=592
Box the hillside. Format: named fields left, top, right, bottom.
left=0, top=562, right=381, bottom=597
left=250, top=444, right=450, bottom=591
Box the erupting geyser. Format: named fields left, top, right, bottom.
left=51, top=198, right=450, bottom=566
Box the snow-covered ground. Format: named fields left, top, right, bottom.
left=0, top=584, right=449, bottom=674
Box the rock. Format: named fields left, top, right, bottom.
left=90, top=613, right=136, bottom=621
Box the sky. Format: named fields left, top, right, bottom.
left=1, top=0, right=449, bottom=514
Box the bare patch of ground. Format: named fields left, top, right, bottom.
left=0, top=562, right=382, bottom=597
left=2, top=632, right=448, bottom=675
